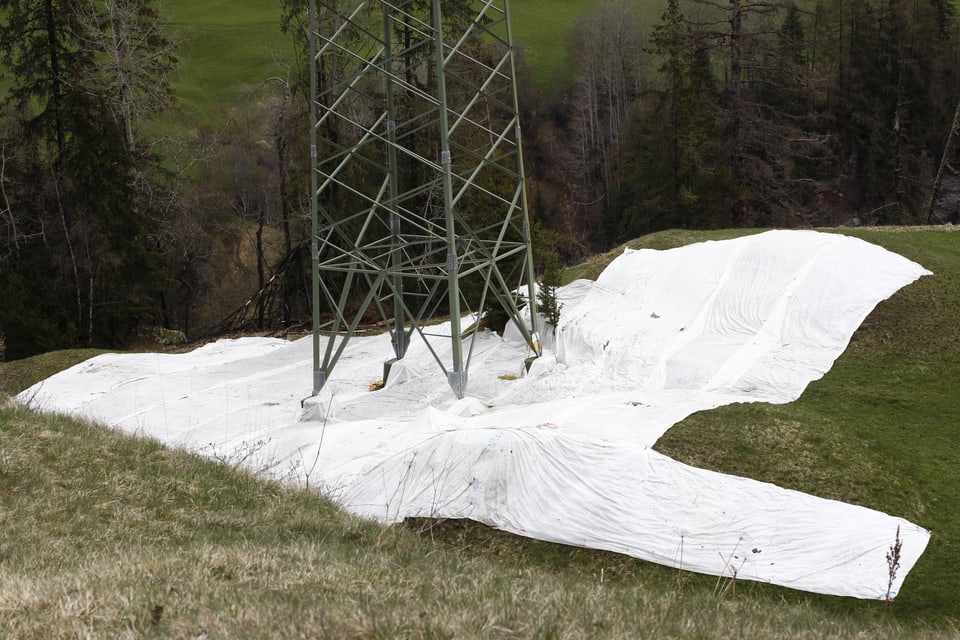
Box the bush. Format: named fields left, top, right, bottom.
left=537, top=269, right=563, bottom=330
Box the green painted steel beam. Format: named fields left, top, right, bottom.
left=309, top=0, right=541, bottom=401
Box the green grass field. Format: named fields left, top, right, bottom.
left=509, top=0, right=601, bottom=83
left=161, top=0, right=293, bottom=121
left=2, top=226, right=958, bottom=638
left=511, top=0, right=667, bottom=84
left=156, top=0, right=666, bottom=120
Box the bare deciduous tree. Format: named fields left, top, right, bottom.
left=0, top=139, right=19, bottom=258
left=73, top=0, right=178, bottom=152
left=566, top=0, right=647, bottom=244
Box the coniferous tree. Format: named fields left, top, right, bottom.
left=609, top=0, right=735, bottom=241
left=0, top=0, right=177, bottom=357
left=840, top=0, right=954, bottom=223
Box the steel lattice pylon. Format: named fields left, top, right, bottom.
left=308, top=0, right=540, bottom=399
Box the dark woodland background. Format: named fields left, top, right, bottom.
left=2, top=0, right=958, bottom=359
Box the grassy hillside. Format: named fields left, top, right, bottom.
left=162, top=0, right=293, bottom=121
left=511, top=0, right=667, bottom=84
left=510, top=0, right=601, bottom=83
left=1, top=227, right=958, bottom=638
left=157, top=0, right=661, bottom=119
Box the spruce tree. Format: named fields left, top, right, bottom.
left=0, top=0, right=176, bottom=355
left=611, top=0, right=734, bottom=241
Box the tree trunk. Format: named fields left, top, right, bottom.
left=926, top=95, right=960, bottom=222
left=107, top=0, right=136, bottom=150
left=0, top=142, right=20, bottom=253
left=256, top=203, right=266, bottom=330
left=729, top=0, right=747, bottom=225
left=43, top=0, right=68, bottom=174
left=53, top=165, right=83, bottom=340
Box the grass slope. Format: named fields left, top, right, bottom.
left=161, top=0, right=293, bottom=121
left=156, top=0, right=667, bottom=119
left=1, top=227, right=958, bottom=638
left=511, top=0, right=667, bottom=85
left=509, top=0, right=600, bottom=84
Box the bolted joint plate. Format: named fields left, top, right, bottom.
left=447, top=370, right=468, bottom=400
left=313, top=369, right=327, bottom=395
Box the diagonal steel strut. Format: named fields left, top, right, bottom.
left=309, top=0, right=540, bottom=400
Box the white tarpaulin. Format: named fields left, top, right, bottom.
left=19, top=230, right=932, bottom=600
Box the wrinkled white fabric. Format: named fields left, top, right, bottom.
left=19, top=230, right=931, bottom=599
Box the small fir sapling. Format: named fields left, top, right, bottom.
left=537, top=267, right=563, bottom=331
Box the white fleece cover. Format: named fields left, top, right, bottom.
left=19, top=230, right=932, bottom=600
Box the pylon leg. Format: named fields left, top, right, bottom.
left=308, top=0, right=541, bottom=399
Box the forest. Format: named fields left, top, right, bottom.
left=1, top=0, right=958, bottom=360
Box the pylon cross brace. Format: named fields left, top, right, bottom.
left=308, top=0, right=541, bottom=399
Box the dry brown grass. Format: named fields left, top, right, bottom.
left=1, top=399, right=955, bottom=639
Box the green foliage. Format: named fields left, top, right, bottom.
left=480, top=292, right=525, bottom=335
left=537, top=269, right=563, bottom=329
left=6, top=0, right=960, bottom=359
left=830, top=0, right=955, bottom=223
left=532, top=223, right=564, bottom=329
left=0, top=262, right=74, bottom=359
left=606, top=0, right=736, bottom=242
left=0, top=0, right=177, bottom=356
